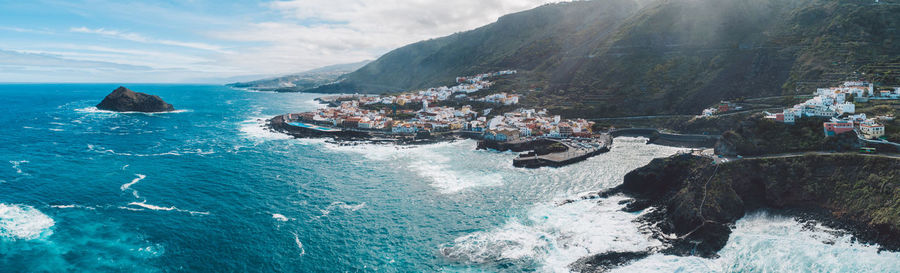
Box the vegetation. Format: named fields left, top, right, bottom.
left=716, top=114, right=860, bottom=156
left=620, top=153, right=900, bottom=257
left=309, top=0, right=900, bottom=119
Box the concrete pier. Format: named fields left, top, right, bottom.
left=512, top=134, right=613, bottom=168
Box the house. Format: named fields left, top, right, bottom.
left=860, top=121, right=885, bottom=139
left=834, top=102, right=855, bottom=114
left=823, top=121, right=854, bottom=136
left=803, top=105, right=836, bottom=117
left=391, top=123, right=417, bottom=134
left=483, top=129, right=520, bottom=142
left=558, top=126, right=574, bottom=137
left=717, top=102, right=731, bottom=113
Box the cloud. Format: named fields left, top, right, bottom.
left=70, top=26, right=232, bottom=53
left=0, top=0, right=570, bottom=82
left=0, top=26, right=54, bottom=35
left=0, top=49, right=152, bottom=71
left=211, top=0, right=568, bottom=74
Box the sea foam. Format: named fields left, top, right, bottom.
left=611, top=211, right=900, bottom=272
left=9, top=160, right=28, bottom=174
left=0, top=203, right=55, bottom=240
left=441, top=196, right=660, bottom=271
left=121, top=174, right=147, bottom=199
left=127, top=201, right=209, bottom=216
left=239, top=118, right=292, bottom=140
left=320, top=140, right=506, bottom=193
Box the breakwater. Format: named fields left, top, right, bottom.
left=478, top=135, right=613, bottom=168
left=610, top=128, right=720, bottom=148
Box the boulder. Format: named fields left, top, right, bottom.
left=96, top=86, right=174, bottom=112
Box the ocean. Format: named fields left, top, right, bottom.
left=1, top=84, right=898, bottom=272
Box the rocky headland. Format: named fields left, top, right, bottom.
left=571, top=153, right=900, bottom=271
left=625, top=154, right=897, bottom=254
left=96, top=86, right=175, bottom=113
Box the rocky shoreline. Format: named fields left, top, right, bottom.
left=267, top=114, right=613, bottom=167
left=569, top=153, right=900, bottom=272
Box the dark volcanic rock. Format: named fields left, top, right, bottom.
left=616, top=154, right=900, bottom=258
left=96, top=86, right=174, bottom=112
left=569, top=251, right=650, bottom=273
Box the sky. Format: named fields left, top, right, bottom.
left=0, top=0, right=567, bottom=83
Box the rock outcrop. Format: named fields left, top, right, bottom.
left=611, top=154, right=900, bottom=258
left=96, top=86, right=174, bottom=113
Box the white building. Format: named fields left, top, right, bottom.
left=860, top=120, right=885, bottom=139
left=833, top=102, right=855, bottom=114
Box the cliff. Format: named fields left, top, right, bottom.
left=96, top=86, right=174, bottom=113
left=614, top=153, right=900, bottom=258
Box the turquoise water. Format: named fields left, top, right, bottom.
left=1, top=84, right=898, bottom=272
left=286, top=122, right=340, bottom=132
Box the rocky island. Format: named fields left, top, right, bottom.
left=96, top=86, right=175, bottom=113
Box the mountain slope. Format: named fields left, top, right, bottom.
left=312, top=0, right=900, bottom=118
left=227, top=60, right=370, bottom=92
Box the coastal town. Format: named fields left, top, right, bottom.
left=698, top=80, right=900, bottom=155
left=269, top=70, right=612, bottom=168
left=761, top=81, right=897, bottom=141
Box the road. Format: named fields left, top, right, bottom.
left=700, top=151, right=900, bottom=165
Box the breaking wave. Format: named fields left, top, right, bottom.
left=75, top=106, right=190, bottom=115
left=127, top=201, right=209, bottom=216
left=239, top=117, right=292, bottom=140
left=87, top=144, right=214, bottom=157
left=612, top=211, right=900, bottom=272
left=0, top=204, right=55, bottom=241
left=320, top=140, right=508, bottom=193
left=314, top=201, right=367, bottom=219
left=293, top=232, right=306, bottom=256
left=121, top=174, right=147, bottom=199
left=441, top=196, right=659, bottom=271
left=272, top=213, right=290, bottom=222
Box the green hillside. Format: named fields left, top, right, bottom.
left=311, top=0, right=900, bottom=118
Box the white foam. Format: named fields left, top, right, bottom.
left=120, top=174, right=146, bottom=191
left=314, top=201, right=367, bottom=219
left=293, top=232, right=306, bottom=256
left=442, top=196, right=660, bottom=271
left=611, top=211, right=900, bottom=273
left=48, top=128, right=65, bottom=132
left=87, top=144, right=212, bottom=157
left=121, top=174, right=146, bottom=199
left=9, top=160, right=28, bottom=174
left=127, top=201, right=209, bottom=216
left=272, top=213, right=290, bottom=222
left=239, top=118, right=292, bottom=140
left=328, top=201, right=366, bottom=212
left=320, top=140, right=506, bottom=193
left=75, top=106, right=190, bottom=115
left=0, top=203, right=55, bottom=240
left=50, top=204, right=96, bottom=210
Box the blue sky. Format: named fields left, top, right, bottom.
left=0, top=0, right=564, bottom=83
